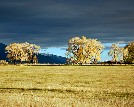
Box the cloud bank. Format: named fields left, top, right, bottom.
left=0, top=0, right=134, bottom=48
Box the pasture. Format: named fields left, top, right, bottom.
left=0, top=65, right=134, bottom=107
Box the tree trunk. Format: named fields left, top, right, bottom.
left=20, top=60, right=22, bottom=64
left=13, top=60, right=16, bottom=65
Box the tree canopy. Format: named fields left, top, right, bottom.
left=5, top=42, right=40, bottom=64
left=108, top=43, right=123, bottom=62
left=124, top=41, right=134, bottom=63
left=66, top=36, right=104, bottom=64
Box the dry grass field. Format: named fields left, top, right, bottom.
left=0, top=65, right=134, bottom=107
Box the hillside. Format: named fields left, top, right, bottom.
left=0, top=43, right=8, bottom=61
left=0, top=43, right=66, bottom=64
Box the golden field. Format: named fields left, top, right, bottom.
left=0, top=65, right=134, bottom=107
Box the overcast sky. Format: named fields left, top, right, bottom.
left=0, top=0, right=134, bottom=60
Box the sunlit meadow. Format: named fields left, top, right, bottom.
left=0, top=65, right=134, bottom=107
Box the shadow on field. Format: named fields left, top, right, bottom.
left=0, top=87, right=79, bottom=94
left=0, top=87, right=134, bottom=98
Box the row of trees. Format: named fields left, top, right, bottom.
left=3, top=36, right=134, bottom=65
left=108, top=42, right=134, bottom=64
left=66, top=36, right=134, bottom=64
left=5, top=42, right=40, bottom=64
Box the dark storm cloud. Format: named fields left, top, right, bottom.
left=0, top=0, right=134, bottom=47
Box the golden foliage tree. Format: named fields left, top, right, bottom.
left=66, top=36, right=104, bottom=64
left=21, top=42, right=40, bottom=63
left=108, top=43, right=128, bottom=62
left=108, top=43, right=123, bottom=62
left=124, top=41, right=134, bottom=63
left=5, top=42, right=40, bottom=64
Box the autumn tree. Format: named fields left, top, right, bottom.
left=5, top=42, right=40, bottom=64
left=66, top=36, right=104, bottom=64
left=5, top=43, right=24, bottom=65
left=124, top=41, right=134, bottom=63
left=108, top=43, right=123, bottom=63
left=21, top=42, right=40, bottom=63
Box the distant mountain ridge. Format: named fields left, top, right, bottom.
left=0, top=43, right=66, bottom=64
left=0, top=43, right=8, bottom=61
left=37, top=54, right=66, bottom=64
